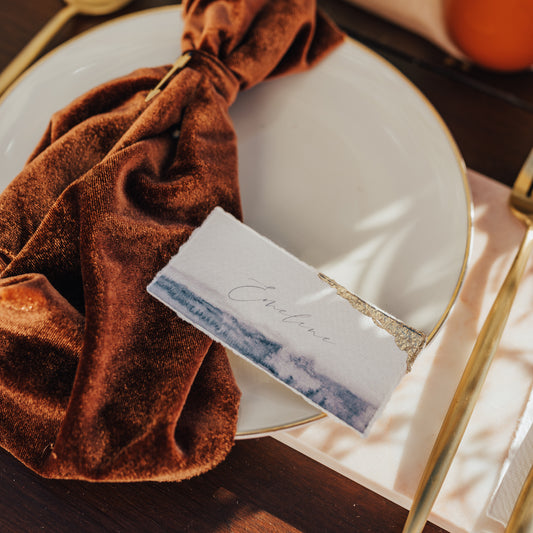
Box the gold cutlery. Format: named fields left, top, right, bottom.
left=403, top=148, right=533, bottom=533
left=0, top=0, right=133, bottom=96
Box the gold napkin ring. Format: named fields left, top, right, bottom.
left=145, top=52, right=192, bottom=103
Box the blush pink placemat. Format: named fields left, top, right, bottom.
left=276, top=170, right=533, bottom=533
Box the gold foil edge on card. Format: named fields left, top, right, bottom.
left=318, top=273, right=426, bottom=371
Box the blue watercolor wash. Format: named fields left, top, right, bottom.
left=149, top=274, right=378, bottom=433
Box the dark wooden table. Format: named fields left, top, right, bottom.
left=0, top=1, right=532, bottom=531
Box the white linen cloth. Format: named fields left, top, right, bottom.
left=344, top=0, right=466, bottom=58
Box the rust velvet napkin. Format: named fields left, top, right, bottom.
left=0, top=0, right=343, bottom=481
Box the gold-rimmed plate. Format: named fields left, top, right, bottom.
left=0, top=6, right=471, bottom=438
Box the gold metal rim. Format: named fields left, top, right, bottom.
left=0, top=7, right=472, bottom=437
left=235, top=412, right=326, bottom=438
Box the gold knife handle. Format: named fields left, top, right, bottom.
left=505, top=463, right=533, bottom=533
left=403, top=225, right=533, bottom=533
left=0, top=4, right=78, bottom=97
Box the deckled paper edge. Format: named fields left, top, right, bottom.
left=147, top=206, right=426, bottom=435
left=148, top=273, right=382, bottom=437
left=318, top=273, right=427, bottom=371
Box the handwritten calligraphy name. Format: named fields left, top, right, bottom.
left=228, top=279, right=334, bottom=344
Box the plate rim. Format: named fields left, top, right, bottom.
left=0, top=5, right=472, bottom=438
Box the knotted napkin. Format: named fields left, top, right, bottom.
left=0, top=0, right=343, bottom=482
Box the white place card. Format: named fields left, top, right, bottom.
left=147, top=208, right=425, bottom=435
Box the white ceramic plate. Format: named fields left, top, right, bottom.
left=0, top=7, right=470, bottom=438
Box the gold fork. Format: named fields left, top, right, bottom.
left=403, top=148, right=533, bottom=533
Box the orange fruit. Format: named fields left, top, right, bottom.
left=446, top=0, right=533, bottom=72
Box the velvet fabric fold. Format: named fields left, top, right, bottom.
left=0, top=0, right=343, bottom=481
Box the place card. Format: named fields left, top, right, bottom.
left=147, top=208, right=426, bottom=434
